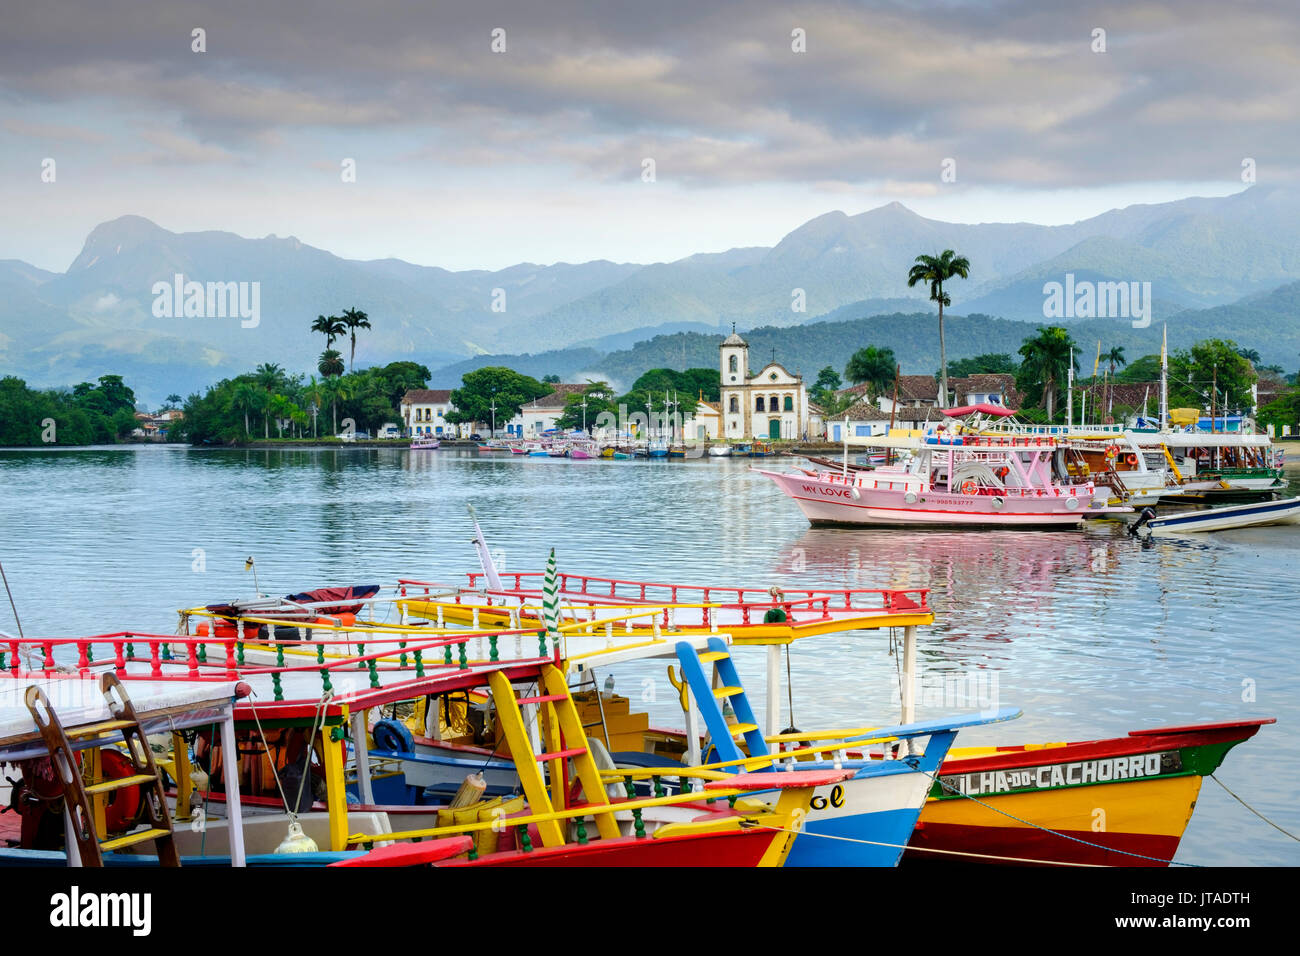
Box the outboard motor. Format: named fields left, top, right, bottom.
left=1128, top=507, right=1157, bottom=537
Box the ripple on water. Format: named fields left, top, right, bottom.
left=0, top=446, right=1295, bottom=865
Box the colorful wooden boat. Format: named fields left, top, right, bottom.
left=409, top=436, right=441, bottom=450
left=909, top=719, right=1274, bottom=866
left=2, top=626, right=838, bottom=868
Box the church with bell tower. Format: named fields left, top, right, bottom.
left=718, top=326, right=812, bottom=440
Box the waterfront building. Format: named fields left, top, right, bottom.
left=718, top=329, right=812, bottom=439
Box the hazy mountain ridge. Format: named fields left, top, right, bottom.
left=4, top=186, right=1300, bottom=401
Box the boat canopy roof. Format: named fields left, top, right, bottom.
left=941, top=403, right=1017, bottom=418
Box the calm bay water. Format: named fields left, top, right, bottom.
left=1, top=444, right=1296, bottom=866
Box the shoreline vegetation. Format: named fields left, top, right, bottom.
left=1, top=294, right=1294, bottom=448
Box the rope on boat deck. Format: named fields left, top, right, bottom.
left=914, top=766, right=1202, bottom=866
left=1210, top=773, right=1299, bottom=842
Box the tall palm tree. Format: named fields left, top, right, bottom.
left=907, top=251, right=970, bottom=407
left=1105, top=345, right=1127, bottom=415
left=322, top=377, right=352, bottom=435
left=311, top=314, right=345, bottom=350
left=318, top=349, right=344, bottom=379
left=1018, top=326, right=1077, bottom=419
left=341, top=307, right=371, bottom=373
left=229, top=381, right=260, bottom=436
left=303, top=376, right=325, bottom=438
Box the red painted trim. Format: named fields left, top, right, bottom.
left=441, top=828, right=780, bottom=867
left=941, top=720, right=1270, bottom=776
left=907, top=821, right=1180, bottom=867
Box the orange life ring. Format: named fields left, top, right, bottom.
left=960, top=480, right=979, bottom=495
left=1124, top=453, right=1139, bottom=467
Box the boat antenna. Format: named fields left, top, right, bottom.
left=0, top=559, right=23, bottom=639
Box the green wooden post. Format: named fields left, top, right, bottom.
left=518, top=826, right=533, bottom=852
left=575, top=816, right=588, bottom=845
left=320, top=668, right=333, bottom=694
left=624, top=781, right=646, bottom=838
left=125, top=641, right=134, bottom=660
left=538, top=631, right=547, bottom=657
left=357, top=642, right=366, bottom=669
left=316, top=643, right=324, bottom=664
left=399, top=641, right=408, bottom=669
left=458, top=642, right=468, bottom=670
left=413, top=649, right=424, bottom=677
left=488, top=635, right=499, bottom=662
left=236, top=642, right=245, bottom=666
left=367, top=656, right=380, bottom=689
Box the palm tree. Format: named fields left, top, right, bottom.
left=341, top=307, right=371, bottom=373
left=228, top=381, right=260, bottom=436
left=164, top=393, right=182, bottom=409
left=1018, top=326, right=1077, bottom=419
left=318, top=349, right=344, bottom=378
left=844, top=346, right=896, bottom=400
left=311, top=314, right=346, bottom=350
left=303, top=376, right=325, bottom=438
left=1105, top=346, right=1127, bottom=415
left=322, top=377, right=352, bottom=435
left=907, top=250, right=970, bottom=407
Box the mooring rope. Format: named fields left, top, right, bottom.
left=1210, top=773, right=1299, bottom=842
left=912, top=762, right=1202, bottom=866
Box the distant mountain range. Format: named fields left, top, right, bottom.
left=3, top=186, right=1300, bottom=402
left=426, top=280, right=1300, bottom=392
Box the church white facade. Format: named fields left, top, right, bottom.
left=719, top=331, right=812, bottom=440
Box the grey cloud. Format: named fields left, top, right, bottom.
left=1, top=0, right=1298, bottom=188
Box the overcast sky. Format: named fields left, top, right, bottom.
left=2, top=0, right=1295, bottom=272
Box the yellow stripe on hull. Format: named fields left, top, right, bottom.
left=921, top=774, right=1202, bottom=838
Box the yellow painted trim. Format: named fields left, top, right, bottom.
left=321, top=732, right=349, bottom=851
left=172, top=732, right=192, bottom=820
left=540, top=666, right=621, bottom=841
left=921, top=774, right=1202, bottom=838
left=487, top=670, right=566, bottom=848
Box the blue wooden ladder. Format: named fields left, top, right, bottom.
left=675, top=638, right=769, bottom=766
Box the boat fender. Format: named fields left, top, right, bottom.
left=991, top=496, right=1004, bottom=510
left=904, top=491, right=918, bottom=504
left=1065, top=496, right=1080, bottom=510
left=850, top=487, right=861, bottom=500
left=372, top=719, right=414, bottom=754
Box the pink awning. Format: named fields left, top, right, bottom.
left=940, top=403, right=1017, bottom=418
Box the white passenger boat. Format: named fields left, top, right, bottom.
left=1131, top=496, right=1300, bottom=536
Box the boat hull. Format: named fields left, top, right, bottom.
left=759, top=469, right=1103, bottom=528
left=786, top=731, right=956, bottom=867
left=1147, top=496, right=1300, bottom=534
left=907, top=718, right=1271, bottom=866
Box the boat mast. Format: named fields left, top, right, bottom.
left=1067, top=347, right=1074, bottom=430
left=1159, top=324, right=1169, bottom=431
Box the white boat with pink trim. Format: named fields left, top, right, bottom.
left=758, top=404, right=1130, bottom=528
